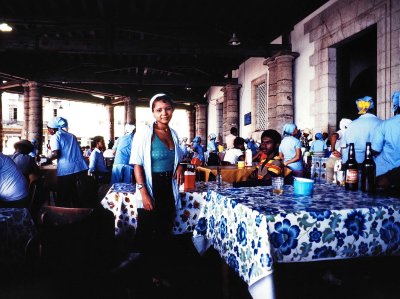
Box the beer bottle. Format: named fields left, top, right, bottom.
left=216, top=166, right=222, bottom=188
left=345, top=143, right=359, bottom=191
left=361, top=142, right=376, bottom=192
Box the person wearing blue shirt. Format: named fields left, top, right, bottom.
left=342, top=96, right=382, bottom=163
left=111, top=124, right=135, bottom=184
left=0, top=152, right=29, bottom=207
left=192, top=136, right=205, bottom=164
left=245, top=137, right=258, bottom=156
left=88, top=135, right=110, bottom=183
left=372, top=91, right=400, bottom=192
left=310, top=133, right=327, bottom=153
left=279, top=123, right=304, bottom=177
left=47, top=117, right=88, bottom=207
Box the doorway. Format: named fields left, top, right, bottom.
left=336, top=25, right=377, bottom=125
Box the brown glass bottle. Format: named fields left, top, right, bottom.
left=345, top=143, right=359, bottom=191
left=361, top=142, right=376, bottom=192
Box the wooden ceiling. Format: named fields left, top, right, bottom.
left=0, top=0, right=327, bottom=106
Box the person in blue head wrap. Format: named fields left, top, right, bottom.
left=371, top=91, right=400, bottom=192
left=310, top=132, right=327, bottom=153
left=206, top=133, right=220, bottom=166
left=342, top=96, right=382, bottom=163
left=47, top=116, right=89, bottom=207
left=192, top=136, right=205, bottom=163
left=279, top=123, right=304, bottom=178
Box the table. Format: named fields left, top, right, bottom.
left=192, top=184, right=400, bottom=298
left=197, top=165, right=256, bottom=183
left=0, top=208, right=37, bottom=266
left=100, top=182, right=223, bottom=242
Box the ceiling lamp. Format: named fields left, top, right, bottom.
left=228, top=33, right=240, bottom=46
left=0, top=23, right=13, bottom=32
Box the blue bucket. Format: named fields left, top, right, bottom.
left=293, top=177, right=314, bottom=196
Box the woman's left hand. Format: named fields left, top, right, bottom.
left=175, top=164, right=184, bottom=185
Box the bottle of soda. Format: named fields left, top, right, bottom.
left=361, top=142, right=376, bottom=192
left=345, top=143, right=359, bottom=191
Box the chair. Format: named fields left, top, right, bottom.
left=27, top=176, right=46, bottom=223
left=37, top=206, right=115, bottom=272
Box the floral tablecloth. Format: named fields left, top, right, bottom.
left=193, top=184, right=400, bottom=287
left=100, top=182, right=217, bottom=241
left=0, top=208, right=37, bottom=266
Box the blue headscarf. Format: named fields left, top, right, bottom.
left=47, top=116, right=68, bottom=129
left=356, top=96, right=374, bottom=114
left=315, top=133, right=323, bottom=140
left=282, top=123, right=296, bottom=137
left=392, top=91, right=400, bottom=113
left=193, top=136, right=201, bottom=144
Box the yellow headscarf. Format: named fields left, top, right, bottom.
left=356, top=96, right=374, bottom=115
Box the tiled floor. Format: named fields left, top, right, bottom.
left=1, top=235, right=399, bottom=299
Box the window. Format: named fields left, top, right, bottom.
left=255, top=82, right=267, bottom=131
left=9, top=106, right=17, bottom=121
left=53, top=108, right=58, bottom=117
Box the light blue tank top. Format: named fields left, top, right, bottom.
left=151, top=134, right=175, bottom=172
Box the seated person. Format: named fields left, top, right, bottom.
left=11, top=139, right=40, bottom=180
left=0, top=152, right=29, bottom=207
left=254, top=129, right=291, bottom=182
left=310, top=133, right=327, bottom=153
left=192, top=136, right=205, bottom=165
left=88, top=136, right=110, bottom=183
left=207, top=133, right=220, bottom=166
left=223, top=137, right=245, bottom=165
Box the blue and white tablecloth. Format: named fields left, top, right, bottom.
left=0, top=208, right=37, bottom=266
left=100, top=182, right=214, bottom=240
left=193, top=184, right=400, bottom=287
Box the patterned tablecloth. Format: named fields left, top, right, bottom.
left=101, top=182, right=224, bottom=240
left=0, top=208, right=37, bottom=266
left=193, top=184, right=400, bottom=287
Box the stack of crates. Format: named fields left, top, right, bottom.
left=310, top=155, right=328, bottom=183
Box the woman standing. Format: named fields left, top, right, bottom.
left=129, top=93, right=183, bottom=284
left=279, top=123, right=304, bottom=178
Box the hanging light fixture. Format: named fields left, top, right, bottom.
left=228, top=33, right=240, bottom=46
left=0, top=23, right=13, bottom=32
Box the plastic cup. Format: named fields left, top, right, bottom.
left=293, top=177, right=314, bottom=196
left=272, top=177, right=284, bottom=195
left=184, top=171, right=196, bottom=191
left=237, top=161, right=245, bottom=169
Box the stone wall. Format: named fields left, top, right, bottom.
left=304, top=0, right=400, bottom=132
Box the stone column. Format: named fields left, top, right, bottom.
left=125, top=97, right=136, bottom=126
left=106, top=104, right=114, bottom=143
left=0, top=92, right=3, bottom=152
left=22, top=84, right=30, bottom=139
left=194, top=103, right=207, bottom=144
left=215, top=98, right=224, bottom=143
left=186, top=108, right=195, bottom=142
left=221, top=84, right=241, bottom=142
left=123, top=99, right=128, bottom=125
left=27, top=81, right=43, bottom=154
left=265, top=58, right=277, bottom=130
left=275, top=53, right=297, bottom=132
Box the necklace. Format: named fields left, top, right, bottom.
left=155, top=125, right=168, bottom=133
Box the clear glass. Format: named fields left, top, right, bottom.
left=271, top=177, right=284, bottom=195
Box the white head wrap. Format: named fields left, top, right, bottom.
left=124, top=123, right=136, bottom=134
left=339, top=118, right=352, bottom=131
left=149, top=93, right=167, bottom=110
